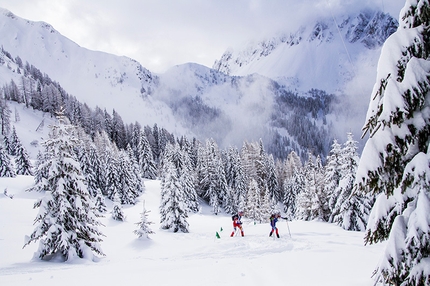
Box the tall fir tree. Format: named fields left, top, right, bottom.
left=9, top=126, right=19, bottom=156
left=117, top=150, right=140, bottom=205
left=159, top=160, right=189, bottom=233
left=356, top=1, right=430, bottom=284
left=14, top=139, right=33, bottom=175
left=0, top=95, right=11, bottom=136
left=137, top=132, right=157, bottom=180
left=331, top=133, right=369, bottom=230
left=245, top=178, right=262, bottom=222
left=224, top=147, right=247, bottom=213
left=325, top=139, right=343, bottom=219
left=296, top=153, right=326, bottom=221
left=23, top=110, right=104, bottom=261
left=197, top=139, right=227, bottom=215
left=0, top=143, right=15, bottom=177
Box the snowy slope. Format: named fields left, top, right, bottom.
left=213, top=10, right=398, bottom=93
left=0, top=176, right=385, bottom=286
left=0, top=8, right=189, bottom=137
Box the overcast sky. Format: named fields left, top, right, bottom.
left=2, top=0, right=404, bottom=73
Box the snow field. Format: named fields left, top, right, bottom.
left=0, top=177, right=385, bottom=286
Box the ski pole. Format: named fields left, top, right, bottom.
left=286, top=220, right=292, bottom=238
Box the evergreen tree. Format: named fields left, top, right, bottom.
left=93, top=131, right=113, bottom=196
left=162, top=143, right=199, bottom=213
left=94, top=189, right=107, bottom=214
left=324, top=139, right=343, bottom=220
left=9, top=126, right=19, bottom=156
left=0, top=144, right=15, bottom=177
left=159, top=160, right=189, bottom=233
left=266, top=154, right=280, bottom=202
left=14, top=140, right=33, bottom=175
left=245, top=178, right=263, bottom=222
left=79, top=142, right=101, bottom=198
left=356, top=1, right=430, bottom=283
left=331, top=133, right=367, bottom=230
left=178, top=146, right=199, bottom=213
left=137, top=132, right=157, bottom=179
left=106, top=151, right=121, bottom=201
left=32, top=150, right=47, bottom=187
left=296, top=153, right=326, bottom=221
left=232, top=149, right=248, bottom=213
left=111, top=192, right=125, bottom=221
left=283, top=173, right=302, bottom=220
left=126, top=144, right=145, bottom=194
left=117, top=150, right=140, bottom=205
left=134, top=201, right=154, bottom=239
left=23, top=111, right=104, bottom=261
left=283, top=152, right=304, bottom=220
left=0, top=95, right=11, bottom=136
left=2, top=135, right=11, bottom=155
left=197, top=139, right=227, bottom=215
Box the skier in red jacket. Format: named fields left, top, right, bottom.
left=230, top=210, right=244, bottom=237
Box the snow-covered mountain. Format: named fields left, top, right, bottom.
left=0, top=8, right=183, bottom=134
left=213, top=9, right=398, bottom=93
left=0, top=7, right=398, bottom=160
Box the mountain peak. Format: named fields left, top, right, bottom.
left=213, top=9, right=398, bottom=93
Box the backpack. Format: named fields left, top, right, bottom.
left=232, top=214, right=238, bottom=221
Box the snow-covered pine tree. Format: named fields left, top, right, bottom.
left=209, top=186, right=221, bottom=215
left=159, top=160, right=189, bottom=233
left=225, top=146, right=248, bottom=213
left=356, top=0, right=430, bottom=284
left=9, top=126, right=19, bottom=156
left=126, top=144, right=145, bottom=194
left=78, top=142, right=101, bottom=198
left=93, top=130, right=113, bottom=196
left=31, top=150, right=47, bottom=188
left=14, top=139, right=33, bottom=175
left=0, top=143, right=15, bottom=177
left=162, top=143, right=199, bottom=213
left=197, top=138, right=227, bottom=215
left=134, top=201, right=154, bottom=239
left=214, top=152, right=229, bottom=212
left=266, top=154, right=280, bottom=202
left=2, top=135, right=11, bottom=155
left=325, top=139, right=343, bottom=219
left=137, top=132, right=157, bottom=180
left=331, top=133, right=369, bottom=231
left=283, top=152, right=304, bottom=220
left=314, top=155, right=330, bottom=221
left=111, top=192, right=125, bottom=221
left=94, top=189, right=107, bottom=214
left=296, top=153, right=326, bottom=221
left=0, top=95, right=11, bottom=136
left=117, top=150, right=140, bottom=205
left=23, top=110, right=104, bottom=261
left=261, top=186, right=272, bottom=222
left=245, top=178, right=262, bottom=222
left=178, top=146, right=199, bottom=213
left=106, top=152, right=121, bottom=201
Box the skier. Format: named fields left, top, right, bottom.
left=269, top=212, right=282, bottom=238
left=230, top=210, right=244, bottom=237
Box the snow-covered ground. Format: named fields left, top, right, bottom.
left=0, top=177, right=385, bottom=286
